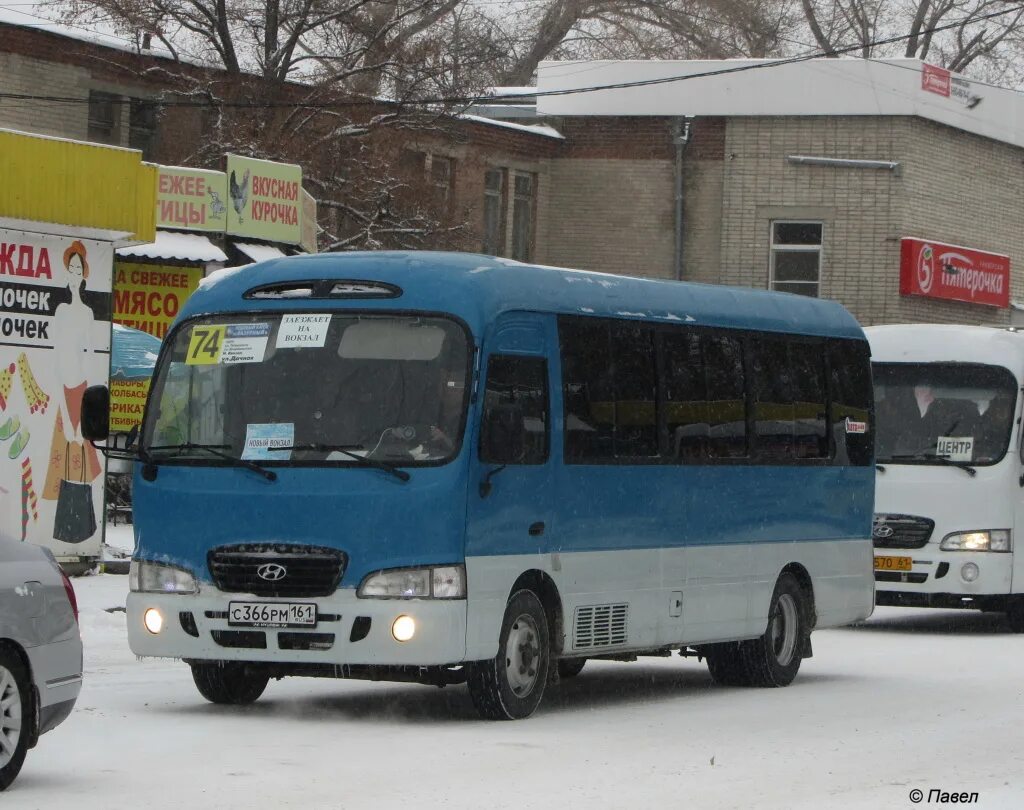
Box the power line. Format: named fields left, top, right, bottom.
left=0, top=2, right=1021, bottom=110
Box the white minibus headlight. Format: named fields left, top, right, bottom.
left=940, top=530, right=1011, bottom=553
left=358, top=565, right=466, bottom=599
left=129, top=560, right=198, bottom=593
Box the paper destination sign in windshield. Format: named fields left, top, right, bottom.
left=936, top=436, right=974, bottom=462
left=186, top=323, right=270, bottom=365
left=243, top=423, right=295, bottom=460
left=276, top=314, right=330, bottom=348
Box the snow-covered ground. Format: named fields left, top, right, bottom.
left=7, top=573, right=1023, bottom=809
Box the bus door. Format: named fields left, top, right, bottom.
left=464, top=313, right=555, bottom=657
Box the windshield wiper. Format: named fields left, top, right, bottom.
left=883, top=453, right=976, bottom=477
left=147, top=443, right=277, bottom=482
left=279, top=443, right=410, bottom=483
left=922, top=453, right=977, bottom=477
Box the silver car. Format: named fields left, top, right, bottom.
left=0, top=535, right=83, bottom=790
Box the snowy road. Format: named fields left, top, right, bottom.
left=7, top=572, right=1024, bottom=810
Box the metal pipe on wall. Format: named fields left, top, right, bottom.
left=673, top=117, right=693, bottom=281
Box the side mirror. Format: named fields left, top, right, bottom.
left=81, top=385, right=111, bottom=442
left=481, top=403, right=525, bottom=464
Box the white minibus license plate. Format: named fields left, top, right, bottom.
left=228, top=602, right=317, bottom=628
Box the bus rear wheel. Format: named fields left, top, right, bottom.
left=190, top=661, right=269, bottom=705
left=706, top=573, right=808, bottom=688
left=1006, top=600, right=1024, bottom=633
left=467, top=590, right=550, bottom=720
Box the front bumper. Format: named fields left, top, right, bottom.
left=127, top=588, right=468, bottom=666
left=874, top=548, right=1013, bottom=598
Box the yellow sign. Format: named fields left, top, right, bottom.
left=114, top=263, right=202, bottom=340
left=0, top=128, right=156, bottom=243
left=226, top=155, right=302, bottom=245
left=186, top=325, right=226, bottom=365
left=156, top=167, right=228, bottom=232
left=110, top=378, right=151, bottom=432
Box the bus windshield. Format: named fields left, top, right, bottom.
left=874, top=362, right=1017, bottom=466
left=143, top=313, right=470, bottom=466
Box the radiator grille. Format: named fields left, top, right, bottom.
left=573, top=603, right=628, bottom=650
left=208, top=544, right=346, bottom=597
left=872, top=514, right=935, bottom=549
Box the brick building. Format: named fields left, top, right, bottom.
left=3, top=16, right=1022, bottom=327
left=0, top=18, right=561, bottom=262
left=527, top=59, right=1024, bottom=326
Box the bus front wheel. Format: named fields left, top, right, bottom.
left=190, top=661, right=269, bottom=705
left=467, top=590, right=550, bottom=720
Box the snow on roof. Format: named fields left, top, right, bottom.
left=116, top=230, right=228, bottom=263
left=481, top=87, right=537, bottom=99
left=537, top=58, right=1024, bottom=150
left=234, top=242, right=287, bottom=263
left=0, top=6, right=208, bottom=67
left=459, top=114, right=563, bottom=140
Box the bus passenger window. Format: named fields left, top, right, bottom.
left=663, top=330, right=709, bottom=462
left=790, top=341, right=829, bottom=459
left=561, top=319, right=614, bottom=461
left=704, top=335, right=747, bottom=458
left=752, top=338, right=795, bottom=461
left=480, top=355, right=549, bottom=465
left=829, top=340, right=873, bottom=466
left=611, top=323, right=658, bottom=458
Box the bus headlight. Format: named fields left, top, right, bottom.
left=129, top=560, right=198, bottom=593
left=358, top=565, right=466, bottom=599
left=940, top=530, right=1011, bottom=553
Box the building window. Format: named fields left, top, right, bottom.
left=430, top=155, right=454, bottom=208
left=770, top=221, right=822, bottom=297
left=128, top=98, right=159, bottom=159
left=483, top=169, right=507, bottom=255
left=87, top=91, right=119, bottom=144
left=511, top=172, right=535, bottom=262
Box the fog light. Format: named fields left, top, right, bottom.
left=144, top=608, right=164, bottom=634
left=392, top=615, right=416, bottom=642
left=961, top=563, right=980, bottom=583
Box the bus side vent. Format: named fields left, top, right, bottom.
left=573, top=603, right=629, bottom=650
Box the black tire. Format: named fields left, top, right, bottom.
left=0, top=648, right=32, bottom=791
left=467, top=590, right=550, bottom=720
left=704, top=642, right=750, bottom=687
left=190, top=662, right=269, bottom=705
left=705, top=573, right=809, bottom=688
left=740, top=573, right=808, bottom=687
left=557, top=658, right=586, bottom=679
left=1006, top=600, right=1024, bottom=633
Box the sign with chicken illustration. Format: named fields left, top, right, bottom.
left=155, top=167, right=228, bottom=232
left=225, top=154, right=303, bottom=245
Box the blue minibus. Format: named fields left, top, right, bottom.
left=82, top=251, right=875, bottom=720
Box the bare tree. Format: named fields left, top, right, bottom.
left=798, top=1, right=1024, bottom=79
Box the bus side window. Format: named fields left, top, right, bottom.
left=751, top=337, right=795, bottom=461
left=480, top=355, right=549, bottom=465
left=828, top=339, right=873, bottom=466
left=663, top=328, right=709, bottom=462
left=704, top=334, right=747, bottom=459
left=790, top=341, right=829, bottom=459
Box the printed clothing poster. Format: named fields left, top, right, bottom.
left=0, top=228, right=110, bottom=559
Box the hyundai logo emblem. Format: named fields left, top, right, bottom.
left=873, top=524, right=894, bottom=539
left=257, top=563, right=288, bottom=581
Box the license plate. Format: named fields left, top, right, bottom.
left=874, top=555, right=913, bottom=572
left=228, top=601, right=317, bottom=628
